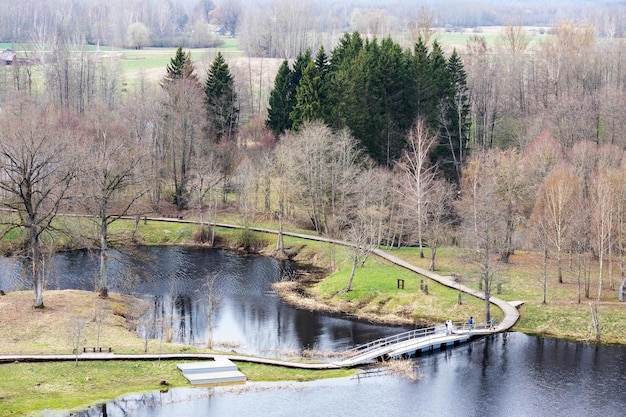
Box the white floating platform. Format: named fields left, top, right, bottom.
left=178, top=358, right=246, bottom=386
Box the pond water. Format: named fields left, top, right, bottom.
left=0, top=246, right=412, bottom=357
left=43, top=332, right=626, bottom=417
left=3, top=246, right=625, bottom=416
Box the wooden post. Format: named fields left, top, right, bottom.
left=397, top=279, right=405, bottom=289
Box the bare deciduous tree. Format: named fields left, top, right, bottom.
left=457, top=150, right=510, bottom=323
left=210, top=0, right=243, bottom=37
left=344, top=166, right=390, bottom=292
left=397, top=119, right=438, bottom=258
left=281, top=122, right=362, bottom=235
left=0, top=103, right=77, bottom=308
left=80, top=104, right=150, bottom=298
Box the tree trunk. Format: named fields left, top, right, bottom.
left=429, top=246, right=436, bottom=271
left=542, top=245, right=548, bottom=304
left=346, top=253, right=358, bottom=292
left=32, top=235, right=44, bottom=309
left=99, top=206, right=109, bottom=298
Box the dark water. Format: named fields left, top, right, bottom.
left=4, top=247, right=626, bottom=416
left=0, top=246, right=412, bottom=356
left=42, top=332, right=626, bottom=417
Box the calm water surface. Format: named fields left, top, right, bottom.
left=2, top=247, right=625, bottom=416
left=0, top=246, right=412, bottom=357
left=43, top=332, right=626, bottom=417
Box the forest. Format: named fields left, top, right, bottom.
left=0, top=1, right=624, bottom=341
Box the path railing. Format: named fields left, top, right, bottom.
left=340, top=326, right=441, bottom=361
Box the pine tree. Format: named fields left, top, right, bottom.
left=204, top=51, right=239, bottom=142
left=267, top=59, right=293, bottom=136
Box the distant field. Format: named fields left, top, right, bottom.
left=119, top=44, right=243, bottom=81
left=0, top=38, right=243, bottom=82
left=426, top=26, right=550, bottom=51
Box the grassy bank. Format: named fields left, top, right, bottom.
left=0, top=358, right=353, bottom=416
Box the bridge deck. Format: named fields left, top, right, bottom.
left=333, top=324, right=494, bottom=367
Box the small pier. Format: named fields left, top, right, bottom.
left=334, top=323, right=495, bottom=367
left=177, top=357, right=246, bottom=386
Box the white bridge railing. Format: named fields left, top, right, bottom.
left=339, top=321, right=495, bottom=363
left=340, top=326, right=441, bottom=361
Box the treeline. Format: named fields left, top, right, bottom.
left=0, top=0, right=624, bottom=54
left=267, top=32, right=470, bottom=182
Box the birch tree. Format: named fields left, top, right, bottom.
left=397, top=118, right=438, bottom=258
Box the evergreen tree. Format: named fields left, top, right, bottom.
left=428, top=41, right=459, bottom=182
left=330, top=31, right=364, bottom=70
left=160, top=47, right=204, bottom=210
left=291, top=61, right=325, bottom=130
left=204, top=51, right=239, bottom=142
left=343, top=38, right=386, bottom=163
left=267, top=59, right=293, bottom=136
left=271, top=49, right=312, bottom=131
left=289, top=49, right=313, bottom=110
left=164, top=46, right=197, bottom=84
left=328, top=32, right=364, bottom=129
left=379, top=37, right=414, bottom=166
left=315, top=45, right=330, bottom=79
left=314, top=45, right=332, bottom=124
left=444, top=48, right=471, bottom=182
left=411, top=37, right=437, bottom=125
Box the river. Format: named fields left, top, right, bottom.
left=1, top=246, right=625, bottom=416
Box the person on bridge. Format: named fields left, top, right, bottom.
left=446, top=320, right=453, bottom=335
left=468, top=316, right=474, bottom=329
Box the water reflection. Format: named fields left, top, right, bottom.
left=42, top=333, right=626, bottom=417
left=0, top=246, right=412, bottom=357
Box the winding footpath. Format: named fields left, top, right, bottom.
left=238, top=221, right=521, bottom=333
left=0, top=218, right=520, bottom=369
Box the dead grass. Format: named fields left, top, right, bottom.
left=378, top=358, right=422, bottom=382
left=0, top=290, right=196, bottom=354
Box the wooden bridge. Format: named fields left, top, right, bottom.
left=333, top=322, right=495, bottom=367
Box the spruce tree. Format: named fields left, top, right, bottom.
left=428, top=41, right=457, bottom=182
left=267, top=59, right=293, bottom=136
left=411, top=37, right=436, bottom=124
left=328, top=32, right=364, bottom=129
left=444, top=48, right=471, bottom=182
left=343, top=38, right=386, bottom=163
left=161, top=46, right=203, bottom=211
left=204, top=51, right=239, bottom=142
left=290, top=61, right=324, bottom=130
left=379, top=37, right=414, bottom=166
left=164, top=46, right=197, bottom=84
